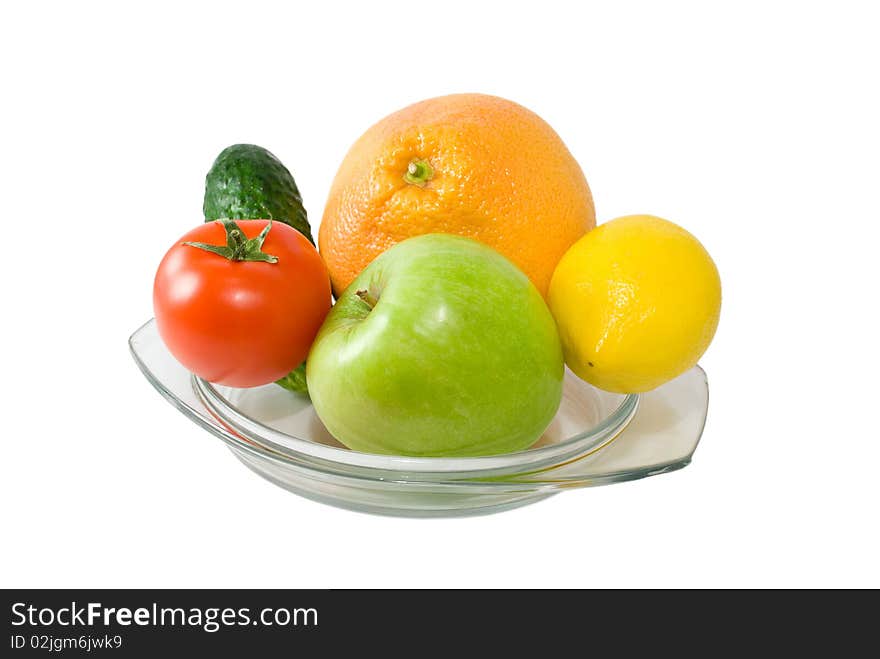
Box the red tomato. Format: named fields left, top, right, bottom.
left=153, top=220, right=331, bottom=387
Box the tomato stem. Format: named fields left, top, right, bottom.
left=183, top=219, right=279, bottom=263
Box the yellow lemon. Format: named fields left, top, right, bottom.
left=548, top=215, right=721, bottom=393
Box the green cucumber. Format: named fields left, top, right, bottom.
left=204, top=144, right=313, bottom=244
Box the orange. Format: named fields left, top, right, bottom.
left=319, top=93, right=595, bottom=298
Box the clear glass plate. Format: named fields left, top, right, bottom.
left=130, top=319, right=708, bottom=517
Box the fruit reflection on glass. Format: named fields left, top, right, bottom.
left=307, top=234, right=564, bottom=457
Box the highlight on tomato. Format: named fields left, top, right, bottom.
left=153, top=219, right=331, bottom=388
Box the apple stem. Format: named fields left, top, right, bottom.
left=355, top=289, right=378, bottom=309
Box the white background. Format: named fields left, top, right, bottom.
left=2, top=1, right=878, bottom=588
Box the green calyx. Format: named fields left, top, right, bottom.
left=184, top=219, right=279, bottom=263
left=403, top=158, right=434, bottom=187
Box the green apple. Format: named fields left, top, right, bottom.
left=306, top=233, right=563, bottom=457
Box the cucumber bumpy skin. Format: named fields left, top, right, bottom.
left=204, top=144, right=314, bottom=394
left=275, top=362, right=308, bottom=393
left=203, top=144, right=313, bottom=244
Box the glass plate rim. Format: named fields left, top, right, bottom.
left=129, top=318, right=706, bottom=493
left=192, top=370, right=640, bottom=475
